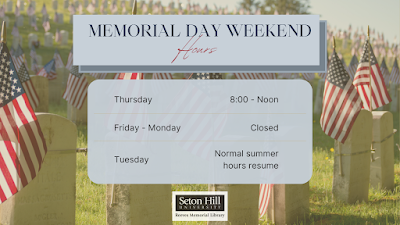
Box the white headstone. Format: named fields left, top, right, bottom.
left=84, top=0, right=89, bottom=7
left=267, top=183, right=309, bottom=225
left=2, top=16, right=10, bottom=27
left=28, top=33, right=38, bottom=49
left=74, top=0, right=80, bottom=8
left=106, top=185, right=172, bottom=225
left=44, top=32, right=53, bottom=47
left=52, top=0, right=58, bottom=10
left=64, top=0, right=69, bottom=9
left=60, top=30, right=69, bottom=45
left=0, top=113, right=77, bottom=225
left=31, top=1, right=36, bottom=10
left=35, top=55, right=43, bottom=68
left=332, top=109, right=372, bottom=203
left=93, top=0, right=99, bottom=8
left=57, top=13, right=64, bottom=24
left=16, top=15, right=24, bottom=27
left=370, top=111, right=395, bottom=190
left=69, top=14, right=73, bottom=24
left=12, top=36, right=22, bottom=50
left=6, top=0, right=12, bottom=12
left=18, top=0, right=24, bottom=11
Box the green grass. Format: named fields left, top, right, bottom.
left=5, top=1, right=396, bottom=223
left=46, top=77, right=400, bottom=225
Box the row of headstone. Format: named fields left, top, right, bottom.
left=105, top=183, right=309, bottom=225
left=43, top=30, right=69, bottom=46
left=6, top=0, right=12, bottom=12
left=332, top=109, right=395, bottom=204
left=0, top=113, right=77, bottom=225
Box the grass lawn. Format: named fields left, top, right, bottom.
left=48, top=78, right=400, bottom=225
left=7, top=1, right=398, bottom=223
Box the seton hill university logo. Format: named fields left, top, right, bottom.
left=172, top=192, right=228, bottom=221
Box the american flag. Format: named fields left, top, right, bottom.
left=116, top=73, right=143, bottom=80
left=26, top=4, right=35, bottom=16
left=390, top=58, right=400, bottom=84
left=165, top=72, right=226, bottom=158
left=66, top=47, right=73, bottom=70
left=0, top=42, right=47, bottom=204
left=54, top=28, right=61, bottom=44
left=16, top=63, right=40, bottom=110
left=380, top=58, right=390, bottom=86
left=90, top=73, right=108, bottom=79
left=42, top=17, right=50, bottom=32
left=30, top=15, right=38, bottom=31
left=63, top=66, right=89, bottom=109
left=11, top=22, right=19, bottom=37
left=87, top=3, right=95, bottom=14
left=346, top=54, right=358, bottom=80
left=0, top=6, right=4, bottom=18
left=69, top=4, right=76, bottom=15
left=54, top=12, right=59, bottom=23
left=233, top=73, right=276, bottom=79
left=37, top=59, right=56, bottom=80
left=41, top=3, right=47, bottom=15
left=11, top=44, right=26, bottom=71
left=259, top=184, right=274, bottom=218
left=14, top=6, right=20, bottom=16
left=30, top=46, right=39, bottom=73
left=302, top=73, right=315, bottom=81
left=320, top=50, right=362, bottom=144
left=53, top=48, right=64, bottom=69
left=152, top=73, right=173, bottom=79
left=353, top=39, right=391, bottom=110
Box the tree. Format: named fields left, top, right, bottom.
left=260, top=0, right=310, bottom=15
left=238, top=0, right=261, bottom=13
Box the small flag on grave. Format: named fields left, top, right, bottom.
left=63, top=66, right=88, bottom=109
left=16, top=63, right=40, bottom=109
left=353, top=39, right=391, bottom=110
left=37, top=59, right=56, bottom=80
left=0, top=24, right=47, bottom=204
left=53, top=48, right=64, bottom=69
left=321, top=48, right=362, bottom=143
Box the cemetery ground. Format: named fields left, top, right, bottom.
left=6, top=1, right=399, bottom=223
left=48, top=77, right=400, bottom=225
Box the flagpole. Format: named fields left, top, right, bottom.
left=333, top=36, right=343, bottom=176
left=368, top=26, right=376, bottom=162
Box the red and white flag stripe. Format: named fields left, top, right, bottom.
left=0, top=94, right=47, bottom=203
left=117, top=73, right=144, bottom=80
left=320, top=81, right=362, bottom=143
left=353, top=62, right=391, bottom=110
left=62, top=74, right=89, bottom=110
left=233, top=73, right=276, bottom=79
left=259, top=184, right=274, bottom=218
left=22, top=80, right=39, bottom=110
left=152, top=73, right=173, bottom=79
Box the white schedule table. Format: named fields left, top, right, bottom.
left=88, top=80, right=312, bottom=184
